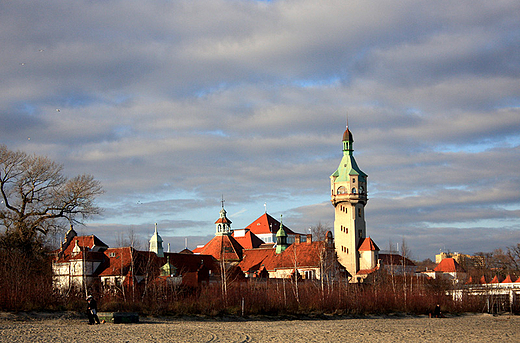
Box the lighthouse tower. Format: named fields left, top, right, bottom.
left=330, top=125, right=370, bottom=277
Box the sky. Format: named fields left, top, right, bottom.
left=1, top=0, right=519, bottom=260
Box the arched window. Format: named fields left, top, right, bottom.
left=337, top=186, right=346, bottom=194
left=352, top=188, right=357, bottom=194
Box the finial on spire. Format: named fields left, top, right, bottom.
left=221, top=195, right=225, bottom=209
left=264, top=202, right=267, bottom=213
left=346, top=112, right=349, bottom=129
left=154, top=222, right=158, bottom=233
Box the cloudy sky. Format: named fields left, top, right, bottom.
left=1, top=0, right=519, bottom=260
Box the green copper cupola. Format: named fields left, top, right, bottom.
left=275, top=215, right=288, bottom=254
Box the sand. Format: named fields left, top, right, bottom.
left=0, top=312, right=519, bottom=342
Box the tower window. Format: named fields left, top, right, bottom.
left=358, top=208, right=361, bottom=217
left=352, top=188, right=356, bottom=194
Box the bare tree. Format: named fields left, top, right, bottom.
left=0, top=145, right=103, bottom=251
left=310, top=222, right=331, bottom=241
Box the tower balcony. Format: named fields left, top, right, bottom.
left=331, top=193, right=368, bottom=206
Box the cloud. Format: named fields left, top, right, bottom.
left=1, top=0, right=519, bottom=259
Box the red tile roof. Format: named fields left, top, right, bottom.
left=502, top=275, right=516, bottom=283
left=238, top=241, right=329, bottom=274
left=358, top=237, right=380, bottom=251
left=245, top=213, right=298, bottom=235
left=238, top=248, right=277, bottom=274
left=434, top=258, right=466, bottom=273
left=197, top=234, right=243, bottom=262
left=98, top=248, right=158, bottom=277
left=479, top=275, right=487, bottom=284
left=231, top=229, right=264, bottom=250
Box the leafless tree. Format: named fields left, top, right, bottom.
left=310, top=222, right=331, bottom=241
left=0, top=145, right=103, bottom=251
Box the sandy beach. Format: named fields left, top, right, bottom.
left=0, top=312, right=518, bottom=343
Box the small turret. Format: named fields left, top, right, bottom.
left=149, top=223, right=164, bottom=257
left=215, top=198, right=232, bottom=236
left=275, top=215, right=288, bottom=254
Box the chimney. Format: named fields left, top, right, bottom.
left=306, top=234, right=312, bottom=244
left=295, top=235, right=301, bottom=244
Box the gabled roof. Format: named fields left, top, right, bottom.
left=434, top=258, right=466, bottom=273
left=197, top=234, right=244, bottom=262
left=479, top=275, right=487, bottom=284
left=245, top=213, right=298, bottom=235
left=275, top=241, right=326, bottom=269
left=74, top=235, right=108, bottom=250
left=238, top=248, right=277, bottom=273
left=502, top=275, right=515, bottom=283
left=231, top=229, right=264, bottom=250
left=98, top=248, right=157, bottom=277
left=358, top=237, right=380, bottom=251
left=54, top=235, right=108, bottom=263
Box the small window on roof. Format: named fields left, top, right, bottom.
left=109, top=252, right=116, bottom=258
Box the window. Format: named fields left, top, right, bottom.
left=358, top=208, right=361, bottom=217
left=109, top=252, right=116, bottom=258
left=352, top=188, right=356, bottom=194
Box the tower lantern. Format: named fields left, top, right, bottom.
left=215, top=199, right=232, bottom=236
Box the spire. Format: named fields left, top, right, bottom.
left=149, top=222, right=164, bottom=257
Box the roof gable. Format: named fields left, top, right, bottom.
left=245, top=213, right=297, bottom=235
left=358, top=237, right=380, bottom=251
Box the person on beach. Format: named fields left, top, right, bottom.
left=86, top=295, right=100, bottom=325
left=432, top=304, right=442, bottom=318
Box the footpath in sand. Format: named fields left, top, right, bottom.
left=0, top=312, right=519, bottom=342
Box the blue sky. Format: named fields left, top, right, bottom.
left=1, top=0, right=519, bottom=260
